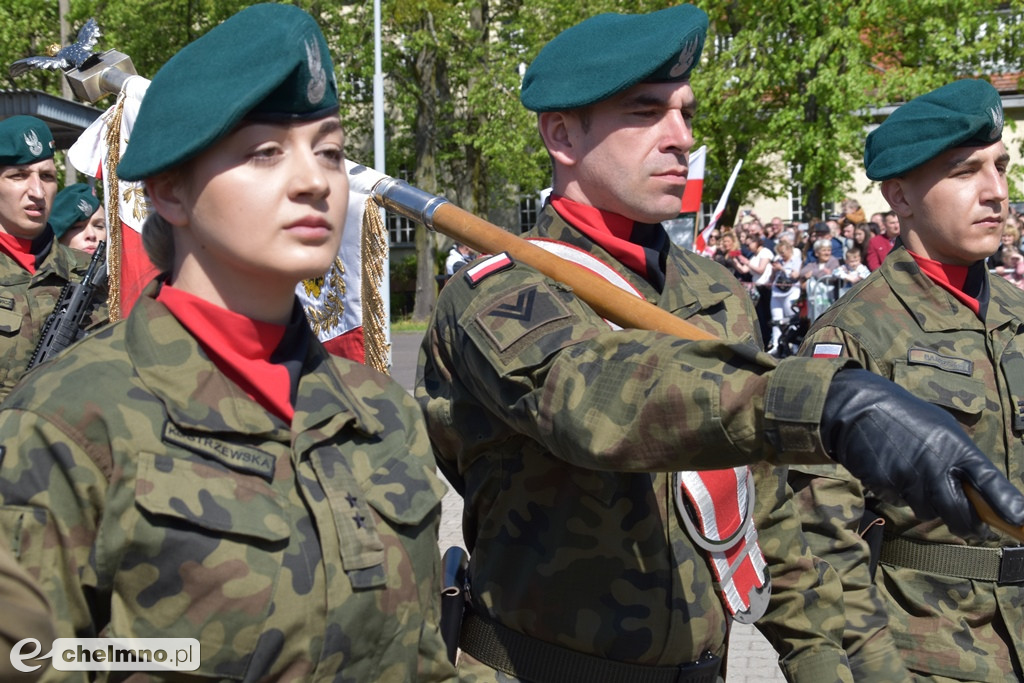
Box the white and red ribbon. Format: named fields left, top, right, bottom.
left=526, top=238, right=770, bottom=622
left=675, top=468, right=769, bottom=623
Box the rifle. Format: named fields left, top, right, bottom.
left=28, top=241, right=107, bottom=370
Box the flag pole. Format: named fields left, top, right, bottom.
left=372, top=0, right=392, bottom=366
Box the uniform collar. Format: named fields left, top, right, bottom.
left=127, top=279, right=386, bottom=439
left=535, top=204, right=731, bottom=318
left=0, top=233, right=76, bottom=284
left=880, top=246, right=993, bottom=332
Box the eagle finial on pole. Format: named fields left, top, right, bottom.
left=9, top=18, right=103, bottom=78
left=7, top=17, right=136, bottom=104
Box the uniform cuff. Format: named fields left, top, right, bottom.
left=763, top=356, right=854, bottom=463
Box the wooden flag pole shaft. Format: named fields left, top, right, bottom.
left=372, top=178, right=715, bottom=341
left=965, top=485, right=1024, bottom=542
left=371, top=176, right=1024, bottom=542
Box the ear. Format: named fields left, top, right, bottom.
left=144, top=174, right=190, bottom=228
left=537, top=111, right=579, bottom=168
left=880, top=178, right=912, bottom=218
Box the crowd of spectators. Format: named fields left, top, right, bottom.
left=698, top=202, right=1024, bottom=354
left=987, top=210, right=1024, bottom=290
left=695, top=201, right=894, bottom=355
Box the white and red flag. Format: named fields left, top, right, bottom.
left=694, top=156, right=743, bottom=254
left=67, top=75, right=156, bottom=320
left=680, top=144, right=705, bottom=215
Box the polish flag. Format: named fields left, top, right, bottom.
left=695, top=157, right=744, bottom=254
left=67, top=76, right=157, bottom=321
left=680, top=145, right=705, bottom=214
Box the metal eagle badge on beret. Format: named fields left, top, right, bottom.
left=988, top=105, right=1004, bottom=141
left=24, top=130, right=44, bottom=157
left=304, top=38, right=327, bottom=106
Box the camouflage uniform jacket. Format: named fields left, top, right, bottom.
left=418, top=205, right=855, bottom=682
left=792, top=244, right=1024, bottom=682
left=0, top=237, right=108, bottom=400
left=0, top=281, right=455, bottom=682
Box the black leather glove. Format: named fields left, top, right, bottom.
left=821, top=369, right=1024, bottom=539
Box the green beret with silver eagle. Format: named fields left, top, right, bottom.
left=0, top=116, right=55, bottom=166
left=520, top=4, right=708, bottom=113
left=864, top=79, right=1004, bottom=180
left=118, top=3, right=339, bottom=182
left=50, top=183, right=101, bottom=239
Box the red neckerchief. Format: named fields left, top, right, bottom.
left=550, top=196, right=650, bottom=280
left=908, top=250, right=980, bottom=316
left=157, top=285, right=294, bottom=422
left=0, top=231, right=37, bottom=273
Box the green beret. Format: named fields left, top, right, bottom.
left=864, top=79, right=1004, bottom=180
left=50, top=183, right=101, bottom=239
left=118, top=3, right=339, bottom=181
left=520, top=4, right=708, bottom=112
left=0, top=116, right=55, bottom=166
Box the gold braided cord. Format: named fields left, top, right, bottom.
left=361, top=197, right=390, bottom=374
left=102, top=95, right=127, bottom=322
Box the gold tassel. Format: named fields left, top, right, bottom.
left=102, top=94, right=127, bottom=322
left=361, top=197, right=390, bottom=374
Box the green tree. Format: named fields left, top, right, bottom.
left=693, top=0, right=1024, bottom=225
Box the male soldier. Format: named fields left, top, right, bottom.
left=791, top=79, right=1023, bottom=682
left=417, top=7, right=1024, bottom=682
left=0, top=116, right=106, bottom=397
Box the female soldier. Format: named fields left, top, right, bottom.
left=49, top=183, right=106, bottom=255
left=0, top=5, right=454, bottom=681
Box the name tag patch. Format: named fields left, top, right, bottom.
left=907, top=347, right=973, bottom=376
left=163, top=423, right=276, bottom=480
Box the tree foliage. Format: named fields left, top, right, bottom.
left=3, top=1, right=1023, bottom=318
left=694, top=0, right=1024, bottom=223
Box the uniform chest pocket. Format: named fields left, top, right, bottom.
left=0, top=308, right=22, bottom=336
left=892, top=358, right=985, bottom=416
left=135, top=452, right=290, bottom=541
left=362, top=457, right=446, bottom=526
left=117, top=452, right=291, bottom=680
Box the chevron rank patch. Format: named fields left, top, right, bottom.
left=464, top=252, right=514, bottom=287
left=811, top=343, right=843, bottom=359
left=474, top=282, right=572, bottom=354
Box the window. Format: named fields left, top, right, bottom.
left=387, top=211, right=416, bottom=247
left=518, top=194, right=539, bottom=233
left=789, top=163, right=803, bottom=223
left=387, top=169, right=416, bottom=246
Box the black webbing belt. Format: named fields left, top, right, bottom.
left=880, top=534, right=1024, bottom=584
left=460, top=609, right=721, bottom=683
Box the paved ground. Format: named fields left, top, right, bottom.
left=391, top=331, right=786, bottom=682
